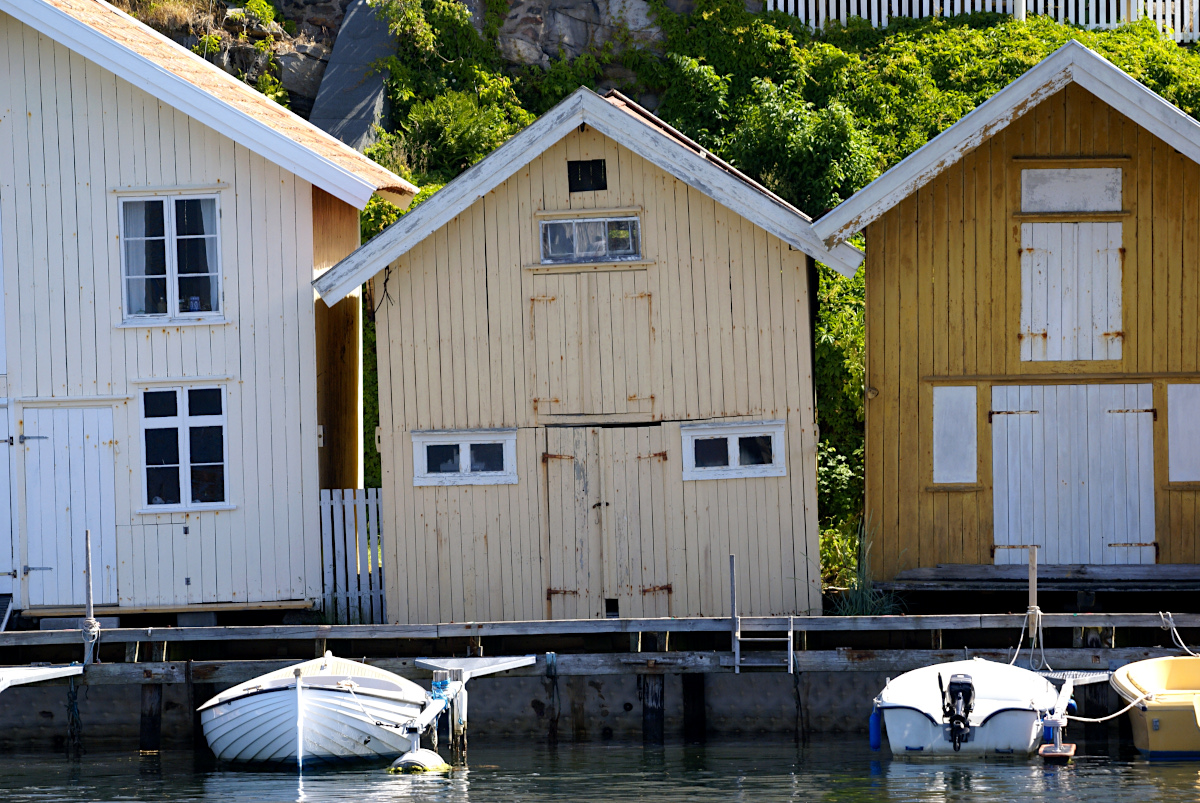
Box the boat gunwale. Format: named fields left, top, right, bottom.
left=198, top=679, right=427, bottom=713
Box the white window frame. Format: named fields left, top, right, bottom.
left=413, top=429, right=518, bottom=486
left=681, top=420, right=786, bottom=481
left=140, top=385, right=230, bottom=511
left=539, top=216, right=641, bottom=264
left=119, top=194, right=223, bottom=323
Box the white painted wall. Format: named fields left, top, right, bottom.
left=932, top=386, right=977, bottom=484
left=0, top=12, right=322, bottom=609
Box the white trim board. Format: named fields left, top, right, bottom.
left=0, top=0, right=415, bottom=209
left=313, top=88, right=865, bottom=304
left=812, top=41, right=1200, bottom=246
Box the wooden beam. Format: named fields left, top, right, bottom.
left=16, top=647, right=1176, bottom=688
left=4, top=612, right=1200, bottom=647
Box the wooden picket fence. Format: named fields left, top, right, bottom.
left=765, top=0, right=1200, bottom=41
left=319, top=489, right=387, bottom=624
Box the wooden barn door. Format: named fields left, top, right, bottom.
left=543, top=425, right=671, bottom=618
left=528, top=271, right=655, bottom=417
left=22, top=408, right=118, bottom=606
left=991, top=384, right=1154, bottom=565
left=598, top=426, right=671, bottom=618
left=543, top=427, right=601, bottom=618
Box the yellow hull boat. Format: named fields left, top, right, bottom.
left=1111, top=656, right=1200, bottom=760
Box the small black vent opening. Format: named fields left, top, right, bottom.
left=568, top=159, right=607, bottom=193
left=605, top=598, right=620, bottom=618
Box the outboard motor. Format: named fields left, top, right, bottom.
left=938, top=673, right=975, bottom=752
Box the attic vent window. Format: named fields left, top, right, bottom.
left=568, top=159, right=607, bottom=193
left=540, top=217, right=641, bottom=264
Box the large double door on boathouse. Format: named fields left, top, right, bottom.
left=991, top=384, right=1156, bottom=565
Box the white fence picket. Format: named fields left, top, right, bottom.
left=319, top=488, right=387, bottom=624
left=769, top=0, right=1199, bottom=41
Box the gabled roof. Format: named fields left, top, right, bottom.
left=314, top=87, right=865, bottom=304
left=812, top=40, right=1200, bottom=246
left=1, top=0, right=416, bottom=209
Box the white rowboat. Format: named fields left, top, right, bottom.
left=198, top=652, right=427, bottom=764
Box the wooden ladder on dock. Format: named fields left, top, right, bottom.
left=729, top=555, right=794, bottom=674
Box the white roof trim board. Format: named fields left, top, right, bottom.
left=0, top=0, right=415, bottom=209
left=813, top=41, right=1200, bottom=246
left=314, top=87, right=865, bottom=304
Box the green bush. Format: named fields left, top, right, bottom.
left=245, top=0, right=277, bottom=25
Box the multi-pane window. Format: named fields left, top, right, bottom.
left=121, top=196, right=220, bottom=319
left=681, top=421, right=786, bottom=481
left=142, top=387, right=227, bottom=508
left=412, top=430, right=518, bottom=486
left=540, top=217, right=640, bottom=264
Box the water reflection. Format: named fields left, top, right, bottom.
left=2, top=738, right=1200, bottom=802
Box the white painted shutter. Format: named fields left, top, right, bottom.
left=992, top=384, right=1153, bottom=565
left=932, top=386, right=977, bottom=483
left=1168, top=384, right=1200, bottom=481
left=1019, top=222, right=1122, bottom=362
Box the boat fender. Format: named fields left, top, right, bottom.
left=1067, top=699, right=1077, bottom=714
left=389, top=748, right=451, bottom=774
left=869, top=704, right=883, bottom=751
left=1042, top=723, right=1053, bottom=743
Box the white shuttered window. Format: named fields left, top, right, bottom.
left=1018, top=168, right=1123, bottom=362
left=932, top=386, right=977, bottom=484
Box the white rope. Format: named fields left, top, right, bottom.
left=1067, top=691, right=1152, bottom=724
left=81, top=617, right=101, bottom=665
left=1160, top=612, right=1199, bottom=657
left=1009, top=606, right=1052, bottom=671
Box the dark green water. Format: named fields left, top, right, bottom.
left=4, top=738, right=1200, bottom=802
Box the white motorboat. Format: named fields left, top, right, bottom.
left=873, top=657, right=1068, bottom=757
left=198, top=652, right=428, bottom=764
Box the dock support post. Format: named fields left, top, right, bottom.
left=641, top=674, right=665, bottom=745
left=140, top=642, right=164, bottom=753
left=681, top=673, right=705, bottom=743
left=449, top=668, right=467, bottom=765
left=140, top=683, right=163, bottom=753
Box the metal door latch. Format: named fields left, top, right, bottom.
left=18, top=435, right=47, bottom=444
left=22, top=566, right=52, bottom=576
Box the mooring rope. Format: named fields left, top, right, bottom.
left=1159, top=612, right=1199, bottom=657
left=1066, top=691, right=1151, bottom=724
left=1009, top=607, right=1052, bottom=671
left=81, top=618, right=101, bottom=666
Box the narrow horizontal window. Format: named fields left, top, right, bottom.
left=121, top=195, right=221, bottom=321
left=142, top=386, right=228, bottom=509
left=413, top=430, right=518, bottom=486
left=1020, top=167, right=1122, bottom=213
left=540, top=217, right=641, bottom=264
left=681, top=421, right=786, bottom=481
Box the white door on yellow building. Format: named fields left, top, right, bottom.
left=22, top=408, right=118, bottom=607
left=991, top=384, right=1155, bottom=565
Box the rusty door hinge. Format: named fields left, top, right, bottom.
left=1107, top=408, right=1157, bottom=421
left=640, top=583, right=673, bottom=595
left=542, top=452, right=575, bottom=463
left=546, top=588, right=580, bottom=600
left=988, top=410, right=1039, bottom=423
left=638, top=451, right=668, bottom=461
left=1108, top=542, right=1159, bottom=558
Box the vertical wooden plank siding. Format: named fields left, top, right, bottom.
left=0, top=13, right=323, bottom=609
left=865, top=84, right=1200, bottom=578
left=374, top=127, right=822, bottom=621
